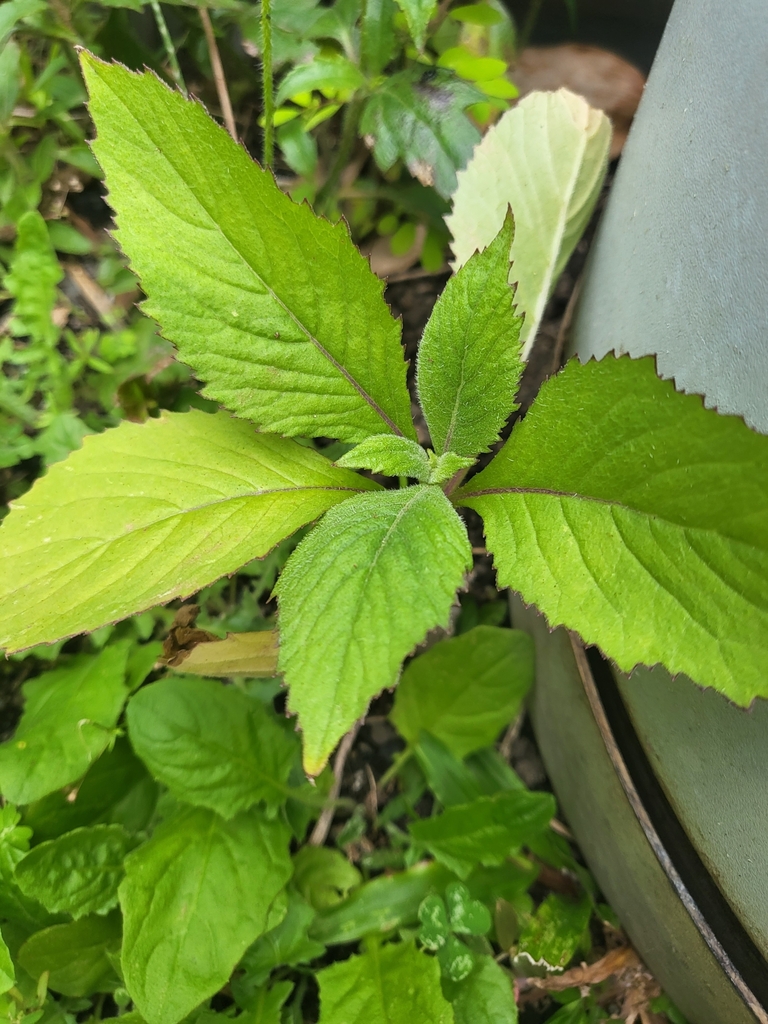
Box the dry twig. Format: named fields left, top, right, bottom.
left=199, top=8, right=237, bottom=141
left=309, top=721, right=363, bottom=846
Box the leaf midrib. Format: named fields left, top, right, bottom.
left=98, top=72, right=403, bottom=437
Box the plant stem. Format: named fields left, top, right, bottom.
left=518, top=0, right=544, bottom=52
left=378, top=745, right=413, bottom=790
left=315, top=95, right=363, bottom=216
left=150, top=0, right=186, bottom=96
left=261, top=0, right=274, bottom=168
left=308, top=719, right=362, bottom=846
left=199, top=7, right=237, bottom=140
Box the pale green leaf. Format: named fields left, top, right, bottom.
left=0, top=927, right=14, bottom=995
left=0, top=804, right=32, bottom=876
left=442, top=955, right=517, bottom=1024
left=168, top=630, right=279, bottom=677
left=409, top=790, right=555, bottom=878
left=276, top=56, right=365, bottom=105
left=3, top=210, right=62, bottom=346
left=17, top=912, right=122, bottom=997
left=292, top=846, right=362, bottom=910
left=276, top=486, right=472, bottom=773
left=456, top=355, right=768, bottom=706
left=447, top=89, right=610, bottom=356
left=0, top=41, right=21, bottom=124
left=239, top=893, right=325, bottom=988
left=14, top=825, right=132, bottom=919
left=336, top=435, right=430, bottom=480
left=360, top=69, right=482, bottom=200
left=391, top=626, right=533, bottom=758
left=119, top=805, right=292, bottom=1024
left=0, top=645, right=130, bottom=805
left=0, top=409, right=376, bottom=652
left=317, top=939, right=453, bottom=1024
left=517, top=894, right=591, bottom=969
left=393, top=0, right=437, bottom=50
left=81, top=55, right=414, bottom=442
left=126, top=676, right=297, bottom=817
left=417, top=213, right=523, bottom=457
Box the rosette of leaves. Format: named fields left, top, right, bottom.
left=1, top=57, right=768, bottom=779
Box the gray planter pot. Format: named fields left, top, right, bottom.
left=514, top=0, right=768, bottom=1020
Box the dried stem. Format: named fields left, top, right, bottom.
left=199, top=7, right=237, bottom=141
left=308, top=720, right=363, bottom=846
left=151, top=0, right=186, bottom=96
left=261, top=0, right=274, bottom=168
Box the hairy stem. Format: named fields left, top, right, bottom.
left=150, top=0, right=186, bottom=96
left=261, top=0, right=275, bottom=167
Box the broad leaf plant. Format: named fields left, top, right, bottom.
left=2, top=54, right=768, bottom=782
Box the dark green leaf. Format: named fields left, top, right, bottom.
left=360, top=69, right=482, bottom=199
left=361, top=0, right=396, bottom=75
left=17, top=912, right=122, bottom=997
left=437, top=934, right=474, bottom=981
left=417, top=213, right=522, bottom=457
left=413, top=732, right=482, bottom=808
left=238, top=893, right=324, bottom=990
left=456, top=355, right=768, bottom=705
left=442, top=955, right=517, bottom=1024
left=393, top=0, right=437, bottom=50
left=276, top=486, right=472, bottom=773
left=0, top=645, right=130, bottom=804
left=81, top=56, right=414, bottom=443
left=445, top=881, right=491, bottom=936
left=126, top=677, right=297, bottom=818
left=410, top=790, right=555, bottom=878
left=317, top=939, right=453, bottom=1023
left=15, top=825, right=132, bottom=919
left=119, top=805, right=292, bottom=1024
left=0, top=927, right=14, bottom=994
left=417, top=894, right=450, bottom=951
left=276, top=56, right=365, bottom=105
left=391, top=626, right=533, bottom=758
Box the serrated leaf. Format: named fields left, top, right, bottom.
left=3, top=210, right=62, bottom=345
left=417, top=213, right=523, bottom=457
left=361, top=68, right=482, bottom=199
left=0, top=645, right=130, bottom=805
left=427, top=452, right=475, bottom=486
left=317, top=939, right=453, bottom=1024
left=517, top=894, right=591, bottom=969
left=17, top=912, right=122, bottom=997
left=393, top=0, right=437, bottom=50
left=238, top=893, right=325, bottom=989
left=0, top=410, right=376, bottom=652
left=126, top=677, right=297, bottom=818
left=409, top=790, right=555, bottom=878
left=14, top=825, right=132, bottom=920
left=22, top=737, right=155, bottom=842
left=0, top=927, right=14, bottom=994
left=442, top=955, right=517, bottom=1024
left=336, top=435, right=430, bottom=480
left=292, top=846, right=362, bottom=910
left=276, top=56, right=365, bottom=105
left=391, top=625, right=533, bottom=758
left=81, top=55, right=414, bottom=442
left=276, top=485, right=472, bottom=773
left=447, top=89, right=610, bottom=356
left=119, top=805, right=292, bottom=1024
left=168, top=630, right=279, bottom=677
left=456, top=355, right=768, bottom=706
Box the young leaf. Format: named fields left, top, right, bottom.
left=391, top=625, right=534, bottom=758
left=14, top=824, right=132, bottom=920
left=238, top=893, right=325, bottom=989
left=80, top=55, right=414, bottom=443
left=17, top=912, right=122, bottom=997
left=455, top=355, right=768, bottom=706
left=119, top=805, right=292, bottom=1024
left=360, top=68, right=482, bottom=200
left=167, top=630, right=279, bottom=677
left=409, top=790, right=555, bottom=878
left=336, top=435, right=431, bottom=481
left=0, top=410, right=376, bottom=652
left=517, top=893, right=591, bottom=969
left=0, top=645, right=130, bottom=805
left=4, top=209, right=62, bottom=345
left=447, top=90, right=611, bottom=356
left=292, top=846, right=362, bottom=910
left=442, top=955, right=518, bottom=1024
left=275, top=56, right=365, bottom=105
left=0, top=927, right=14, bottom=995
left=276, top=486, right=472, bottom=773
left=393, top=0, right=437, bottom=51
left=126, top=676, right=297, bottom=818
left=317, top=939, right=453, bottom=1024
left=417, top=213, right=523, bottom=457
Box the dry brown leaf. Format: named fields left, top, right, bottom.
left=511, top=44, right=645, bottom=157
left=160, top=603, right=219, bottom=667
left=168, top=629, right=280, bottom=678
